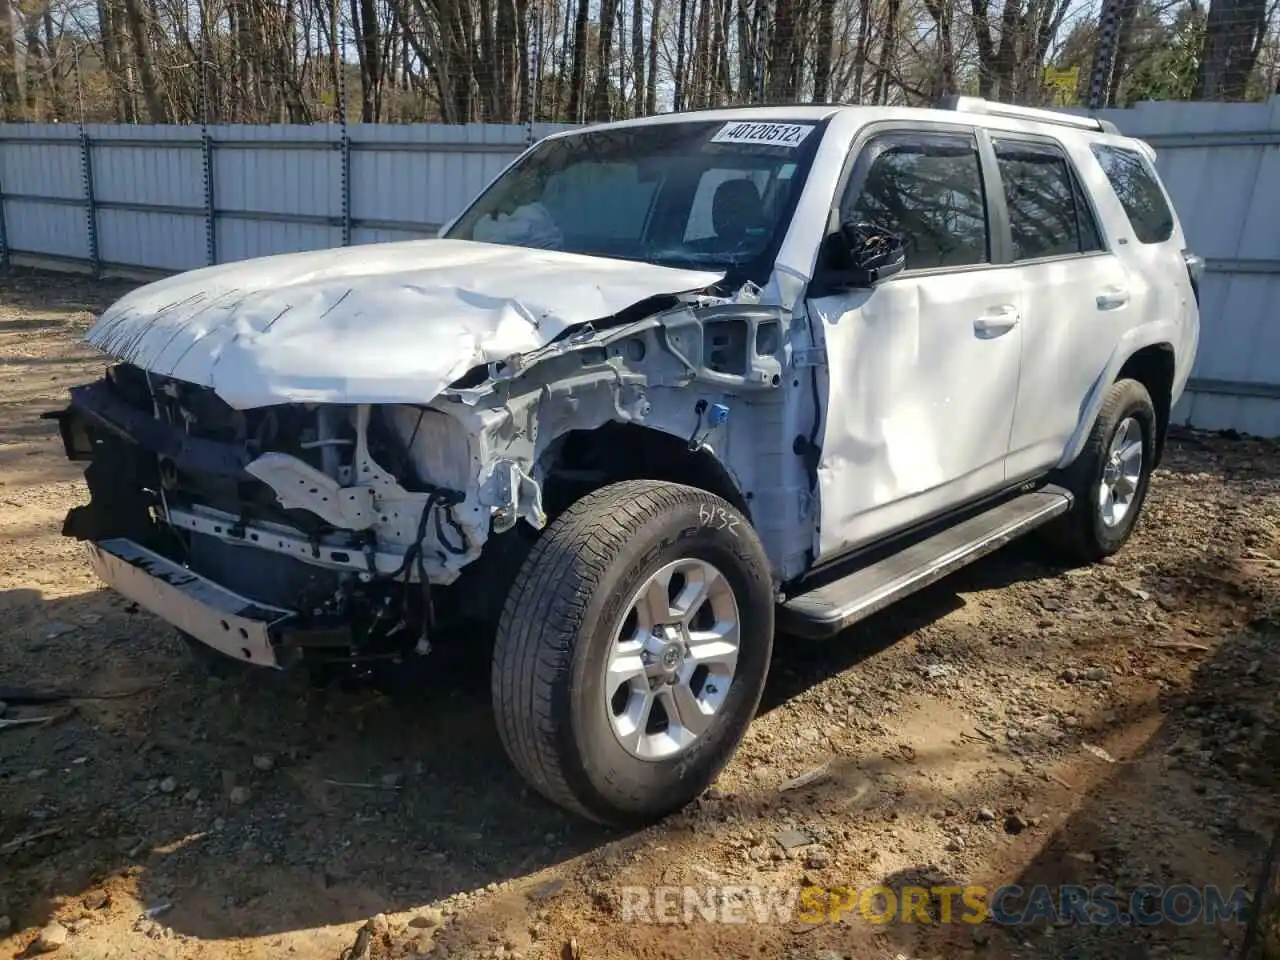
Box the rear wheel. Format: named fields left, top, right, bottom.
left=1045, top=378, right=1157, bottom=564
left=491, top=480, right=774, bottom=826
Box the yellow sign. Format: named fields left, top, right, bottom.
left=1043, top=66, right=1081, bottom=105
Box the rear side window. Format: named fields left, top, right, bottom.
left=842, top=132, right=989, bottom=270
left=993, top=139, right=1104, bottom=260
left=1090, top=144, right=1175, bottom=244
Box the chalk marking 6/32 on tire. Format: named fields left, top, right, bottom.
left=698, top=502, right=740, bottom=536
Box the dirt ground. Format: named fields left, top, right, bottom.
left=1, top=267, right=1278, bottom=960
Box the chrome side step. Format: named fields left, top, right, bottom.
left=779, top=487, right=1073, bottom=640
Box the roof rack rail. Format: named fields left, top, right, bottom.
left=935, top=95, right=1120, bottom=135
left=664, top=102, right=840, bottom=115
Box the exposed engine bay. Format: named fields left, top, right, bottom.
left=49, top=361, right=499, bottom=672
left=50, top=294, right=807, bottom=675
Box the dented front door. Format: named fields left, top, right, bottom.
left=806, top=128, right=1024, bottom=560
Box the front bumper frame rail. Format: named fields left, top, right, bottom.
left=87, top=537, right=294, bottom=668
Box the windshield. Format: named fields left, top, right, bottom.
left=445, top=119, right=824, bottom=275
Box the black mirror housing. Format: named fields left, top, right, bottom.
left=836, top=220, right=907, bottom=287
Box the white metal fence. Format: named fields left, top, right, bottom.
left=1090, top=97, right=1280, bottom=438
left=0, top=122, right=575, bottom=271
left=0, top=101, right=1276, bottom=435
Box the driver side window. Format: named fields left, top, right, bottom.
left=840, top=132, right=990, bottom=271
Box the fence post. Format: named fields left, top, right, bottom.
left=336, top=15, right=351, bottom=247
left=1088, top=0, right=1123, bottom=109
left=340, top=131, right=352, bottom=246
left=78, top=131, right=100, bottom=277
left=0, top=142, right=9, bottom=269
left=201, top=132, right=217, bottom=265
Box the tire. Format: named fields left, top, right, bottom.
left=491, top=480, right=774, bottom=826
left=1044, top=378, right=1157, bottom=564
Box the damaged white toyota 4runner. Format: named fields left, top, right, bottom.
left=51, top=98, right=1200, bottom=825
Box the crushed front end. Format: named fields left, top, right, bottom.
left=47, top=362, right=521, bottom=671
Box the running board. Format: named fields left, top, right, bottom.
left=779, top=486, right=1073, bottom=639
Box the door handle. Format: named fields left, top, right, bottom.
left=1096, top=288, right=1130, bottom=310
left=974, top=306, right=1020, bottom=336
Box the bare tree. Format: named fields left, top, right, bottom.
left=1198, top=0, right=1269, bottom=98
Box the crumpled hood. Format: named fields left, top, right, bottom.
left=87, top=238, right=722, bottom=410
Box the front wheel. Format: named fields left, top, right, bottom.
left=1045, top=377, right=1157, bottom=564
left=491, top=480, right=774, bottom=826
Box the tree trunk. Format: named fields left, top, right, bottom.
left=992, top=0, right=1020, bottom=100
left=556, top=0, right=571, bottom=118
left=348, top=0, right=381, bottom=120
left=767, top=0, right=799, bottom=101
left=593, top=0, right=619, bottom=119
left=631, top=0, right=645, bottom=113
left=812, top=0, right=835, bottom=101
left=1105, top=0, right=1138, bottom=106
left=716, top=0, right=733, bottom=102
left=95, top=0, right=135, bottom=121
left=516, top=0, right=530, bottom=124
left=1196, top=0, right=1267, bottom=100
left=645, top=0, right=662, bottom=113
left=872, top=0, right=900, bottom=104
left=970, top=0, right=996, bottom=98
left=41, top=9, right=68, bottom=119
left=922, top=0, right=955, bottom=100
left=675, top=0, right=690, bottom=109
left=692, top=0, right=710, bottom=105
left=495, top=0, right=519, bottom=121
left=566, top=0, right=589, bottom=120
left=329, top=0, right=343, bottom=120
left=121, top=0, right=169, bottom=120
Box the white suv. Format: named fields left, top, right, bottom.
left=50, top=97, right=1200, bottom=825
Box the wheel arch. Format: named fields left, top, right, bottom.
left=535, top=421, right=751, bottom=524
left=1059, top=325, right=1178, bottom=470
left=1116, top=343, right=1175, bottom=467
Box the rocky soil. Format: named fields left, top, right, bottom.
left=0, top=268, right=1277, bottom=960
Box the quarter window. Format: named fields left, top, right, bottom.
left=1090, top=144, right=1175, bottom=244
left=993, top=139, right=1104, bottom=260
left=842, top=133, right=989, bottom=271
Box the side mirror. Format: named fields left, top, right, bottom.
left=835, top=221, right=907, bottom=287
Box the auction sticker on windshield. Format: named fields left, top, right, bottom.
left=710, top=122, right=815, bottom=148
